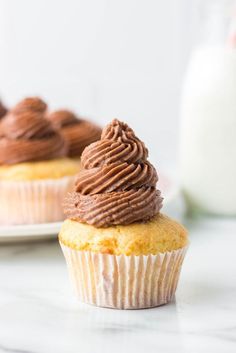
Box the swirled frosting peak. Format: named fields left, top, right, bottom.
left=48, top=109, right=102, bottom=157
left=0, top=97, right=67, bottom=165
left=64, top=119, right=163, bottom=227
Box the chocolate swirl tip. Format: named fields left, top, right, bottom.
left=81, top=119, right=148, bottom=169
left=102, top=119, right=143, bottom=143
left=0, top=97, right=67, bottom=165
left=64, top=119, right=163, bottom=227
left=48, top=109, right=102, bottom=157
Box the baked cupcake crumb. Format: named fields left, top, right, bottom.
left=59, top=213, right=188, bottom=255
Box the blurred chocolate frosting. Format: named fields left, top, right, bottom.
left=48, top=110, right=101, bottom=157
left=0, top=97, right=67, bottom=165
left=0, top=100, right=7, bottom=119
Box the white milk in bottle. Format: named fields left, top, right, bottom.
left=180, top=1, right=236, bottom=215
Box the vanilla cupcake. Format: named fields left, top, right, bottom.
left=59, top=119, right=188, bottom=309
left=48, top=110, right=101, bottom=159
left=0, top=97, right=79, bottom=225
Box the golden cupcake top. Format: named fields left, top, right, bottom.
left=59, top=214, right=188, bottom=255
left=64, top=119, right=163, bottom=227
left=0, top=158, right=80, bottom=181
left=48, top=109, right=101, bottom=157
left=0, top=97, right=67, bottom=165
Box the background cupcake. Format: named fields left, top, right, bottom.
left=0, top=97, right=79, bottom=225
left=59, top=119, right=188, bottom=309
left=48, top=110, right=101, bottom=159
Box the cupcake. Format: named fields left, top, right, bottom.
left=48, top=110, right=102, bottom=158
left=0, top=97, right=79, bottom=225
left=59, top=119, right=188, bottom=309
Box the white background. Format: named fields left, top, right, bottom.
left=0, top=0, right=199, bottom=169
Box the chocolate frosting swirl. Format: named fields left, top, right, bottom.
left=0, top=97, right=67, bottom=165
left=64, top=119, right=163, bottom=227
left=48, top=110, right=102, bottom=157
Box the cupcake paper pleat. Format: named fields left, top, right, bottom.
left=60, top=243, right=188, bottom=309
left=0, top=176, right=75, bottom=225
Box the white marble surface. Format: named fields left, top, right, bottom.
left=0, top=216, right=236, bottom=353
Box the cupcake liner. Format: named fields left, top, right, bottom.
left=60, top=243, right=188, bottom=309
left=0, top=176, right=75, bottom=225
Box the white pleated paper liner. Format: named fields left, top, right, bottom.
left=0, top=176, right=75, bottom=225
left=60, top=243, right=188, bottom=309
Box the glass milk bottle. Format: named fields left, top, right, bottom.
left=180, top=0, right=236, bottom=215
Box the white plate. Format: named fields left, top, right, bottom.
left=0, top=222, right=62, bottom=243
left=0, top=173, right=179, bottom=243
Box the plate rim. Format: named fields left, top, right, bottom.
left=0, top=221, right=63, bottom=237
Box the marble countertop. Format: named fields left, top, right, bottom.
left=0, top=216, right=236, bottom=353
